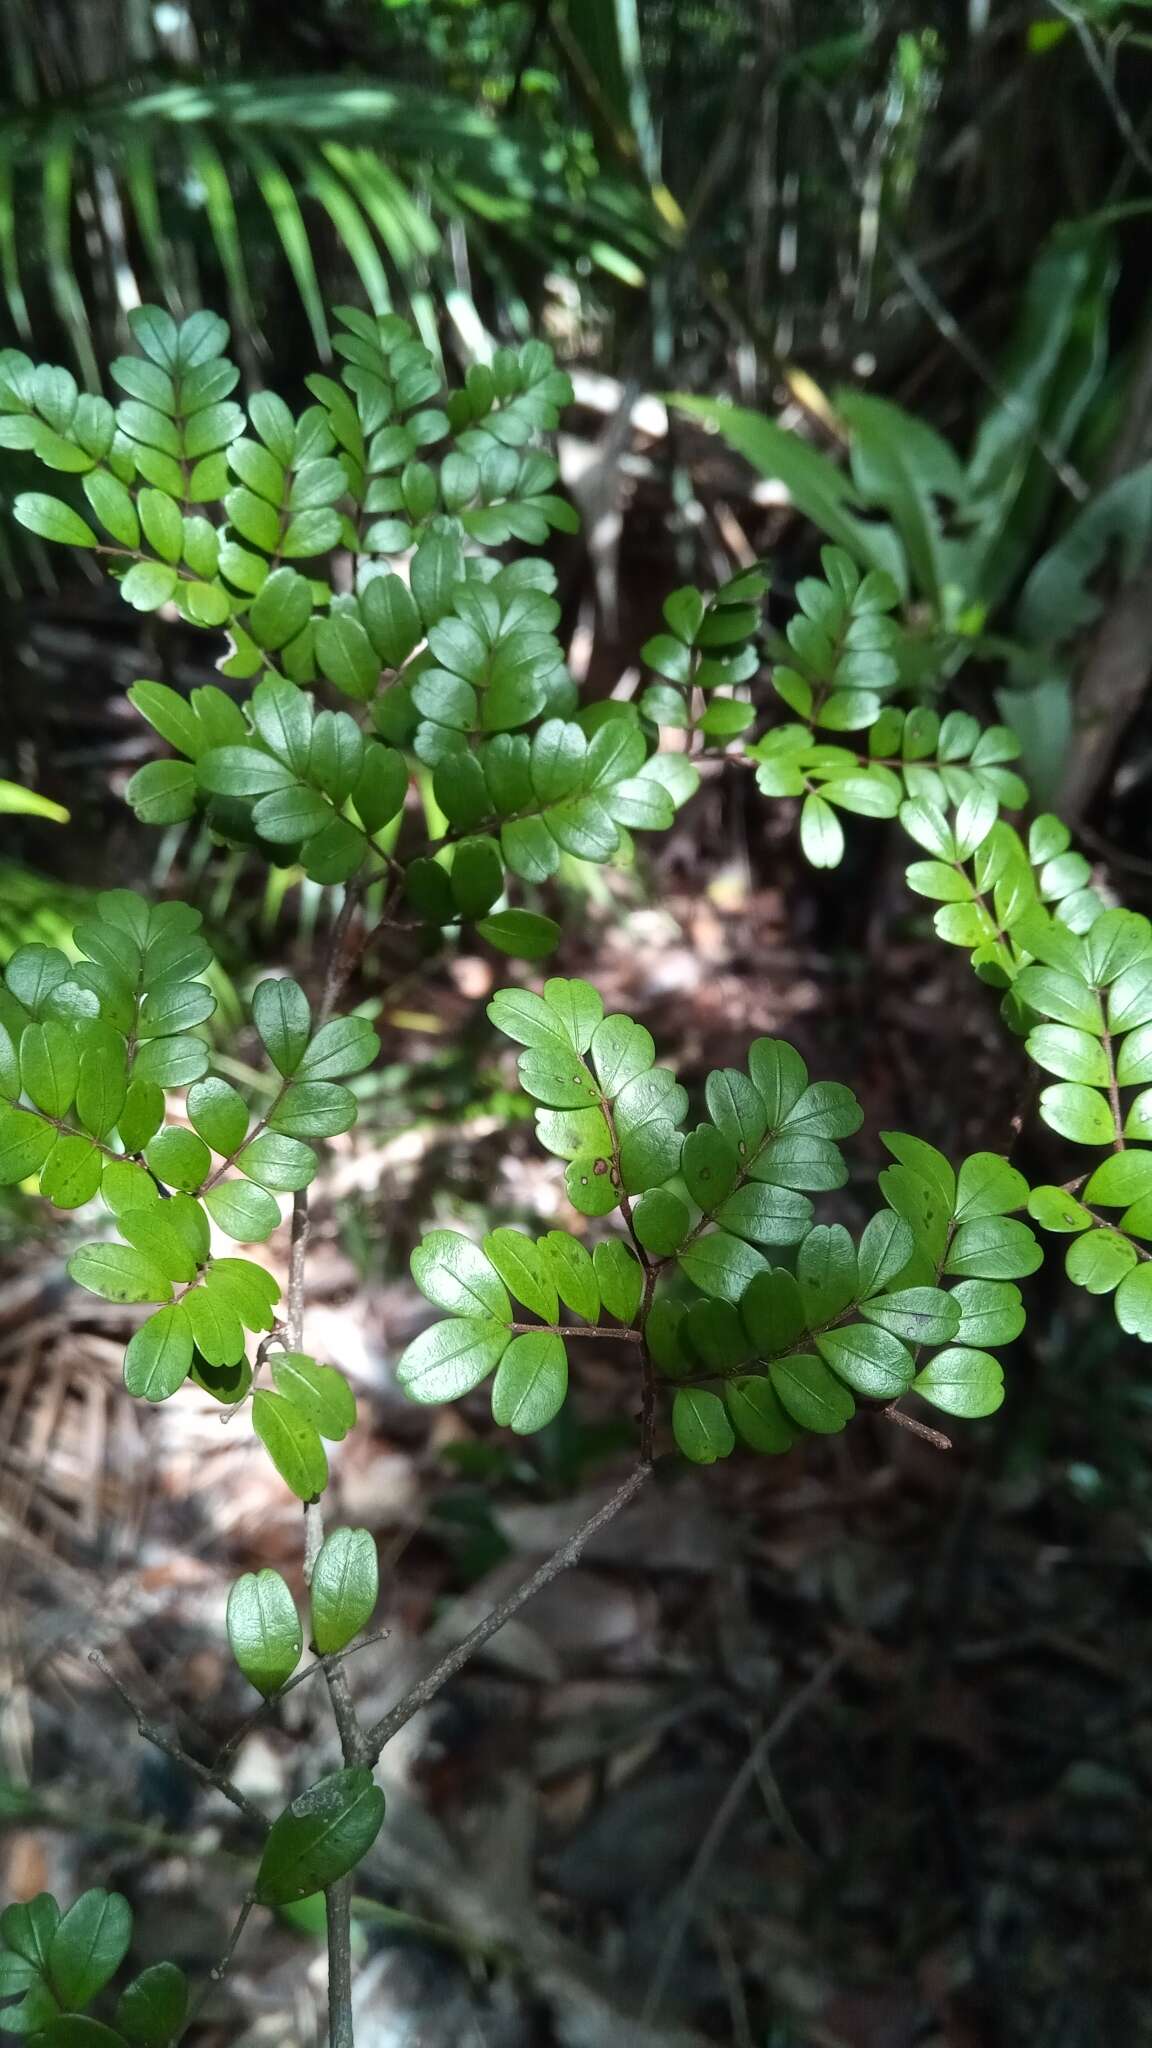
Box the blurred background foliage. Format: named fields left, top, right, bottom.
left=4, top=0, right=1152, bottom=803
left=4, top=6, right=1152, bottom=2045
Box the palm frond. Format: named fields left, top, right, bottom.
left=0, top=75, right=668, bottom=378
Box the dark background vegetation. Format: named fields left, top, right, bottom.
left=3, top=4, right=1152, bottom=2044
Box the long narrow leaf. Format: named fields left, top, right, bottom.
left=119, top=132, right=181, bottom=310
left=235, top=134, right=329, bottom=357
left=41, top=127, right=99, bottom=387
left=671, top=396, right=908, bottom=591
left=0, top=128, right=30, bottom=337
left=183, top=128, right=255, bottom=333
left=287, top=144, right=391, bottom=313
left=836, top=389, right=966, bottom=610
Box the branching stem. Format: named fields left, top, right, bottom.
left=363, top=1462, right=653, bottom=1759
left=88, top=1651, right=265, bottom=1827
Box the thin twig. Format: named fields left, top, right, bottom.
left=1049, top=0, right=1152, bottom=183
left=805, top=74, right=1090, bottom=502
left=282, top=879, right=371, bottom=2045
left=215, top=1629, right=392, bottom=1769
left=637, top=1263, right=659, bottom=1463
left=175, top=1892, right=256, bottom=2043
left=509, top=1321, right=642, bottom=1341
left=641, top=1649, right=847, bottom=2023
left=88, top=1651, right=266, bottom=1827
left=1103, top=1024, right=1127, bottom=1153
left=882, top=1404, right=952, bottom=1453
left=325, top=1875, right=357, bottom=2048
left=364, top=1463, right=653, bottom=1759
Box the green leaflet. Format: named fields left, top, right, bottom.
left=252, top=1389, right=329, bottom=1500
left=227, top=1569, right=303, bottom=1696
left=309, top=1528, right=379, bottom=1655
left=490, top=1331, right=568, bottom=1433
left=256, top=1769, right=385, bottom=1905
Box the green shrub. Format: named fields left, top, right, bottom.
left=1, top=302, right=1144, bottom=2044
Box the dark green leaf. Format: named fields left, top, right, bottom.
left=797, top=1223, right=858, bottom=1322
left=754, top=1130, right=844, bottom=1196
left=816, top=1323, right=913, bottom=1398
left=740, top=1268, right=806, bottom=1354
left=681, top=1299, right=748, bottom=1372
left=132, top=1034, right=211, bottom=1089
left=705, top=1069, right=766, bottom=1156
left=315, top=615, right=379, bottom=701
left=856, top=1211, right=915, bottom=1296
left=859, top=1286, right=959, bottom=1344
left=747, top=1038, right=808, bottom=1128
left=256, top=1768, right=385, bottom=1904
left=681, top=1125, right=740, bottom=1210
left=1, top=1890, right=59, bottom=1966
left=187, top=1077, right=249, bottom=1156
left=678, top=1230, right=768, bottom=1303
left=912, top=1347, right=1004, bottom=1418
left=46, top=1889, right=132, bottom=2010
left=672, top=1387, right=735, bottom=1463
left=724, top=1375, right=796, bottom=1454
left=20, top=1019, right=78, bottom=1117
left=39, top=1135, right=103, bottom=1209
left=115, top=1962, right=188, bottom=2046
left=0, top=1104, right=57, bottom=1184
left=253, top=978, right=312, bottom=1076
left=270, top=1081, right=357, bottom=1140
left=948, top=1279, right=1025, bottom=1348
left=144, top=1127, right=211, bottom=1193
left=184, top=1285, right=246, bottom=1367
left=770, top=1353, right=855, bottom=1433
left=76, top=1046, right=127, bottom=1139
left=477, top=910, right=561, bottom=959
left=632, top=1188, right=690, bottom=1256
left=297, top=1015, right=379, bottom=1081
left=565, top=1153, right=620, bottom=1216
left=781, top=1081, right=862, bottom=1141
left=944, top=1216, right=1042, bottom=1279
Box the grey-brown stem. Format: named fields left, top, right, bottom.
left=363, top=1462, right=653, bottom=1759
